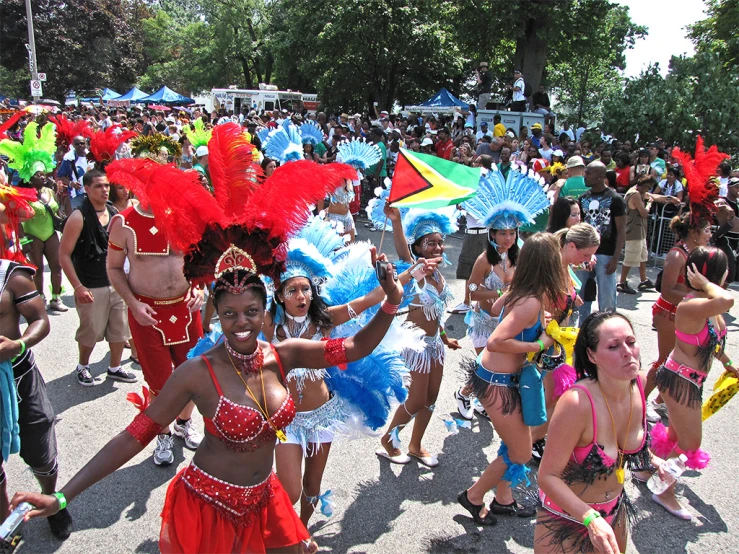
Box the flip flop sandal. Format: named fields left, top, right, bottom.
left=457, top=490, right=497, bottom=526
left=489, top=498, right=537, bottom=518
left=130, top=356, right=140, bottom=365
left=375, top=448, right=411, bottom=465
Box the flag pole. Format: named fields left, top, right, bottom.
left=377, top=216, right=388, bottom=254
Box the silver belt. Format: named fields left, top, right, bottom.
left=465, top=228, right=487, bottom=235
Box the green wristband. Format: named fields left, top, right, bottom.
left=582, top=510, right=601, bottom=527
left=53, top=491, right=67, bottom=511
left=724, top=359, right=733, bottom=367
left=536, top=339, right=545, bottom=352
left=11, top=340, right=26, bottom=362
left=440, top=329, right=447, bottom=337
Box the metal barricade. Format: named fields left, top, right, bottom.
left=648, top=203, right=680, bottom=266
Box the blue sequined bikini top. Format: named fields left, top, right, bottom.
left=409, top=270, right=453, bottom=321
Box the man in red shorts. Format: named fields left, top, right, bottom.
left=107, top=203, right=204, bottom=466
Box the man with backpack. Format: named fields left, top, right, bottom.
left=509, top=70, right=528, bottom=112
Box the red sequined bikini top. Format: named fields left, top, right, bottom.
left=119, top=205, right=170, bottom=256
left=200, top=345, right=296, bottom=452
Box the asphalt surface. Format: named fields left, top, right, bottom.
left=8, top=219, right=739, bottom=554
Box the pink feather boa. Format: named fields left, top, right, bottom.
left=552, top=364, right=577, bottom=399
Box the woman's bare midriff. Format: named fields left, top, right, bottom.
left=288, top=378, right=330, bottom=412
left=327, top=202, right=349, bottom=216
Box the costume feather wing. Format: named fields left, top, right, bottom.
left=207, top=123, right=262, bottom=219
left=296, top=215, right=346, bottom=260
left=105, top=158, right=162, bottom=210
left=244, top=161, right=357, bottom=243
left=672, top=136, right=728, bottom=224
left=0, top=122, right=57, bottom=181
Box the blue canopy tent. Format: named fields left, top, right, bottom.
left=110, top=87, right=149, bottom=105
left=406, top=88, right=469, bottom=113
left=101, top=88, right=121, bottom=101
left=139, top=86, right=194, bottom=105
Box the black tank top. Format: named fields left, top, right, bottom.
left=71, top=199, right=117, bottom=288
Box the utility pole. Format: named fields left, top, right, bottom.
left=25, top=0, right=40, bottom=103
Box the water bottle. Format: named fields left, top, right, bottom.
left=0, top=502, right=33, bottom=543
left=647, top=454, right=688, bottom=495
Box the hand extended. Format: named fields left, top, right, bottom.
left=9, top=491, right=59, bottom=520
left=383, top=204, right=401, bottom=222
left=74, top=286, right=95, bottom=304
left=415, top=257, right=443, bottom=278
left=185, top=287, right=204, bottom=313
left=131, top=300, right=158, bottom=326
left=587, top=513, right=620, bottom=554
left=378, top=262, right=403, bottom=305
left=0, top=336, right=23, bottom=363
left=444, top=337, right=462, bottom=350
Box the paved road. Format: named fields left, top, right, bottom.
left=9, top=219, right=739, bottom=553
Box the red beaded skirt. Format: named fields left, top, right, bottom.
left=160, top=462, right=308, bottom=554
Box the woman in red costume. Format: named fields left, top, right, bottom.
left=9, top=123, right=400, bottom=554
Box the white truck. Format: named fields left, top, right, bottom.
left=196, top=86, right=319, bottom=114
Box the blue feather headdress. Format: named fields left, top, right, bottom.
left=263, top=125, right=303, bottom=164
left=296, top=215, right=347, bottom=260
left=299, top=121, right=324, bottom=145
left=280, top=238, right=334, bottom=285
left=365, top=187, right=408, bottom=231
left=464, top=165, right=550, bottom=230
left=257, top=127, right=270, bottom=144
left=336, top=139, right=381, bottom=171
left=402, top=208, right=458, bottom=244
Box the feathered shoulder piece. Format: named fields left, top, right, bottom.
left=672, top=136, right=729, bottom=226
left=88, top=126, right=137, bottom=168
left=464, top=165, right=549, bottom=230
left=279, top=237, right=334, bottom=285
left=337, top=139, right=381, bottom=171
left=263, top=125, right=303, bottom=164
left=0, top=122, right=57, bottom=182
left=48, top=114, right=92, bottom=151
left=130, top=133, right=182, bottom=160
left=183, top=119, right=212, bottom=149
left=299, top=121, right=324, bottom=146
left=296, top=215, right=347, bottom=260
left=402, top=208, right=458, bottom=244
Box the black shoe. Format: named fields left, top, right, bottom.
left=76, top=366, right=94, bottom=387
left=617, top=282, right=637, bottom=294
left=48, top=508, right=72, bottom=540
left=638, top=279, right=656, bottom=291
left=457, top=490, right=497, bottom=526
left=107, top=367, right=137, bottom=383
left=489, top=498, right=537, bottom=518
left=531, top=438, right=546, bottom=465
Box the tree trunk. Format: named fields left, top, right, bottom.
left=512, top=7, right=548, bottom=95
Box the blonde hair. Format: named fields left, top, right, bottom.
left=554, top=223, right=600, bottom=250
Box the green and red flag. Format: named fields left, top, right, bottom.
left=388, top=148, right=480, bottom=209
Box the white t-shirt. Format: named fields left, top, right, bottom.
left=538, top=148, right=553, bottom=162
left=476, top=130, right=493, bottom=142
left=561, top=128, right=575, bottom=141
left=658, top=179, right=683, bottom=197
left=513, top=78, right=525, bottom=102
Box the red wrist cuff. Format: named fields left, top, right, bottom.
left=381, top=300, right=399, bottom=315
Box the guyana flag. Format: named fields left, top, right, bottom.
left=388, top=148, right=480, bottom=209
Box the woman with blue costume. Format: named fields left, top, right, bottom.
left=261, top=218, right=427, bottom=553
left=376, top=206, right=462, bottom=468
left=457, top=167, right=567, bottom=524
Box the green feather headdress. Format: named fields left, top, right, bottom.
left=0, top=122, right=57, bottom=182
left=182, top=119, right=212, bottom=149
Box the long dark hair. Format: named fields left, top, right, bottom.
left=269, top=279, right=333, bottom=332
left=504, top=233, right=567, bottom=312
left=574, top=311, right=634, bottom=380
left=485, top=229, right=519, bottom=266
left=547, top=196, right=578, bottom=233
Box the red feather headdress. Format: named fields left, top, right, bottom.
left=672, top=136, right=729, bottom=226
left=0, top=183, right=38, bottom=265
left=87, top=126, right=137, bottom=168
left=48, top=114, right=92, bottom=151
left=0, top=112, right=25, bottom=140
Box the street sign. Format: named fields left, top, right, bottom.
left=38, top=73, right=46, bottom=82
left=30, top=80, right=43, bottom=96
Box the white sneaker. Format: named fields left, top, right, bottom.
left=172, top=419, right=202, bottom=450
left=454, top=387, right=474, bottom=420
left=153, top=434, right=175, bottom=466
left=449, top=302, right=471, bottom=314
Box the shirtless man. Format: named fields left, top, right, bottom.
left=107, top=203, right=204, bottom=466
left=0, top=241, right=73, bottom=540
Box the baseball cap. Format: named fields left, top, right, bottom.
left=420, top=137, right=433, bottom=147
left=728, top=177, right=739, bottom=187
left=380, top=110, right=389, bottom=116
left=552, top=149, right=564, bottom=158
left=480, top=121, right=488, bottom=127
left=566, top=155, right=585, bottom=169
left=533, top=158, right=550, bottom=172
left=195, top=145, right=209, bottom=157
left=531, top=123, right=542, bottom=130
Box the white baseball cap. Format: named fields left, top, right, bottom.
left=195, top=145, right=209, bottom=157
